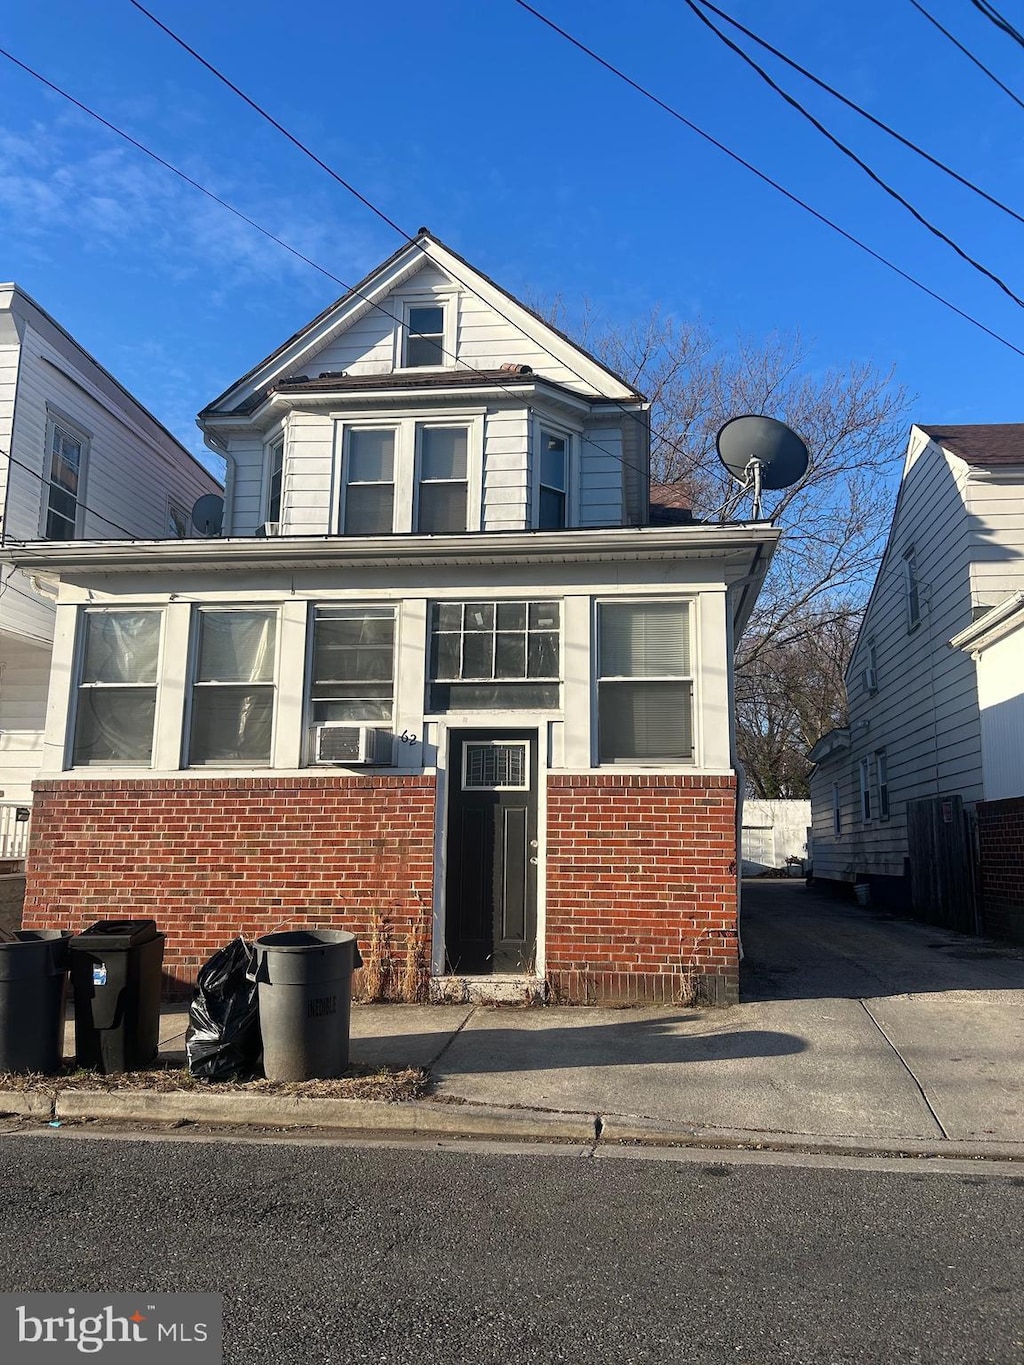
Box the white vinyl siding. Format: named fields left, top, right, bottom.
left=578, top=425, right=624, bottom=528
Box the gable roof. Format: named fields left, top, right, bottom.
left=200, top=230, right=645, bottom=420
left=919, top=423, right=1024, bottom=467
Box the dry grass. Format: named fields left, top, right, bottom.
left=0, top=1063, right=429, bottom=1104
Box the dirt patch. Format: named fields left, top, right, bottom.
left=0, top=1062, right=429, bottom=1104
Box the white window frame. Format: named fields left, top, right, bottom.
left=70, top=607, right=164, bottom=769
left=426, top=599, right=562, bottom=714
left=875, top=748, right=890, bottom=821
left=903, top=546, right=921, bottom=632
left=185, top=606, right=280, bottom=768
left=859, top=756, right=872, bottom=823
left=595, top=597, right=695, bottom=765
left=41, top=408, right=90, bottom=540
left=533, top=419, right=576, bottom=530
left=415, top=422, right=471, bottom=534
left=396, top=292, right=458, bottom=371
left=334, top=410, right=483, bottom=535
left=305, top=603, right=398, bottom=743
left=461, top=739, right=531, bottom=792
left=264, top=432, right=285, bottom=525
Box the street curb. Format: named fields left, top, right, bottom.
left=0, top=1089, right=53, bottom=1119
left=1, top=1087, right=1015, bottom=1161
left=52, top=1089, right=596, bottom=1141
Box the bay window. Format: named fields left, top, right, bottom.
left=597, top=601, right=693, bottom=762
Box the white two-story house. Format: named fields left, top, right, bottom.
left=9, top=233, right=778, bottom=1003
left=0, top=284, right=221, bottom=854
left=808, top=423, right=1024, bottom=938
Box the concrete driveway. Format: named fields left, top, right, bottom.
left=415, top=880, right=1024, bottom=1144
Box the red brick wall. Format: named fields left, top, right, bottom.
left=977, top=795, right=1024, bottom=945
left=23, top=777, right=436, bottom=996
left=545, top=774, right=739, bottom=1004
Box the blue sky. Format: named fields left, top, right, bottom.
left=2, top=0, right=1023, bottom=478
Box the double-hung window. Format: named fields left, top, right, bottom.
left=875, top=749, right=890, bottom=820
left=538, top=430, right=568, bottom=529
left=417, top=427, right=468, bottom=533
left=266, top=437, right=284, bottom=525
left=44, top=416, right=86, bottom=540
left=404, top=304, right=445, bottom=368
left=597, top=601, right=693, bottom=762
left=73, top=610, right=161, bottom=766
left=310, top=606, right=395, bottom=723
left=903, top=547, right=921, bottom=631
left=429, top=601, right=560, bottom=710
left=342, top=428, right=395, bottom=535
left=859, top=757, right=872, bottom=822
left=189, top=610, right=277, bottom=765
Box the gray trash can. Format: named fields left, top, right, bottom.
left=70, top=919, right=165, bottom=1073
left=252, top=930, right=362, bottom=1082
left=0, top=930, right=72, bottom=1074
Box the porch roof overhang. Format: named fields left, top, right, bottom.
left=2, top=523, right=779, bottom=629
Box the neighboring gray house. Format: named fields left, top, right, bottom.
left=0, top=284, right=221, bottom=845
left=808, top=423, right=1024, bottom=933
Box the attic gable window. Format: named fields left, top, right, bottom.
left=404, top=304, right=445, bottom=368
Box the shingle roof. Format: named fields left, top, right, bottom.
left=919, top=423, right=1024, bottom=466
left=271, top=367, right=598, bottom=404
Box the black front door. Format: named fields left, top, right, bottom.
left=444, top=729, right=538, bottom=974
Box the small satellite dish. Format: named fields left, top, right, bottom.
left=716, top=415, right=809, bottom=518
left=191, top=493, right=224, bottom=537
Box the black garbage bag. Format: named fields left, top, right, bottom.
left=186, top=937, right=263, bottom=1081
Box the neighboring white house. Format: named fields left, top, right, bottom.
left=808, top=423, right=1024, bottom=925
left=0, top=284, right=221, bottom=832
left=8, top=232, right=779, bottom=1004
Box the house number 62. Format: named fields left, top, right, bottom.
left=399, top=730, right=419, bottom=745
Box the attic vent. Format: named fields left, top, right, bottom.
left=498, top=363, right=534, bottom=375
left=318, top=370, right=348, bottom=379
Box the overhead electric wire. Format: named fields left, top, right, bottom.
left=682, top=0, right=1024, bottom=309
left=0, top=443, right=150, bottom=540
left=511, top=0, right=1024, bottom=360
left=970, top=0, right=1024, bottom=50
left=908, top=0, right=1024, bottom=115
left=0, top=48, right=657, bottom=497
left=688, top=0, right=1024, bottom=229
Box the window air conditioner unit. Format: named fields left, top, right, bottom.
left=862, top=666, right=878, bottom=695
left=313, top=723, right=393, bottom=765
left=259, top=521, right=280, bottom=537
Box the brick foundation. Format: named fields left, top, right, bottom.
left=977, top=795, right=1024, bottom=945
left=545, top=774, right=739, bottom=1005
left=23, top=777, right=436, bottom=997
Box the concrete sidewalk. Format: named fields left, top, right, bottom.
left=4, top=881, right=1024, bottom=1159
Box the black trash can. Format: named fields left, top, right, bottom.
left=0, top=930, right=72, bottom=1074
left=252, top=930, right=361, bottom=1082
left=70, top=919, right=165, bottom=1073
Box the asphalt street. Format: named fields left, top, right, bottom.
left=1, top=1134, right=1022, bottom=1364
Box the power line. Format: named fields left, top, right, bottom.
left=970, top=0, right=1024, bottom=50
left=683, top=0, right=1024, bottom=309
left=908, top=0, right=1024, bottom=116
left=0, top=47, right=656, bottom=496
left=511, top=0, right=1024, bottom=361
left=689, top=0, right=1024, bottom=229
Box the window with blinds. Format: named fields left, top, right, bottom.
left=597, top=600, right=693, bottom=762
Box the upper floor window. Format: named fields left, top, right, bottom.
left=342, top=428, right=395, bottom=535
left=875, top=749, right=890, bottom=821
left=903, top=547, right=921, bottom=631
left=428, top=600, right=561, bottom=710
left=832, top=782, right=842, bottom=836
left=72, top=610, right=161, bottom=766
left=310, top=606, right=395, bottom=723
left=404, top=304, right=445, bottom=368
left=859, top=756, right=872, bottom=822
left=597, top=600, right=693, bottom=762
left=188, top=609, right=277, bottom=765
left=266, top=437, right=284, bottom=524
left=167, top=502, right=190, bottom=539
left=44, top=415, right=87, bottom=540
left=417, top=427, right=468, bottom=533
left=539, top=430, right=567, bottom=529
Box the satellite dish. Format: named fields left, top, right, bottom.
left=716, top=415, right=809, bottom=518
left=191, top=493, right=224, bottom=537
